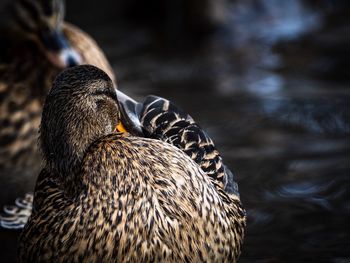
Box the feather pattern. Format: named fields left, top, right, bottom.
left=140, top=95, right=240, bottom=196
left=17, top=65, right=246, bottom=262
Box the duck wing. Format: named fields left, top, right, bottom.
left=118, top=92, right=239, bottom=197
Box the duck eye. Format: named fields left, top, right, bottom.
left=93, top=89, right=118, bottom=103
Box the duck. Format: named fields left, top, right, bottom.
left=18, top=65, right=246, bottom=262
left=0, top=0, right=115, bottom=220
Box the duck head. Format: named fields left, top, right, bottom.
left=11, top=0, right=81, bottom=68
left=40, top=65, right=120, bottom=176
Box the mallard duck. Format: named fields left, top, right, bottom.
left=18, top=65, right=246, bottom=262
left=0, top=0, right=114, bottom=220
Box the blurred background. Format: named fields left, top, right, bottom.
left=2, top=0, right=350, bottom=262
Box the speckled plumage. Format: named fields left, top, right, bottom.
left=18, top=65, right=246, bottom=262
left=0, top=0, right=114, bottom=225
left=138, top=95, right=240, bottom=196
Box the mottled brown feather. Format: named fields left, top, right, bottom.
left=0, top=21, right=114, bottom=185
left=18, top=65, right=246, bottom=262
left=21, top=134, right=245, bottom=263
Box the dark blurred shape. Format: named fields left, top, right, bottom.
left=275, top=0, right=350, bottom=81
left=119, top=0, right=228, bottom=43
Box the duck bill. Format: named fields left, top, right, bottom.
left=40, top=30, right=82, bottom=68
left=115, top=89, right=144, bottom=136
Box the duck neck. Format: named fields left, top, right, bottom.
left=80, top=135, right=142, bottom=199
left=43, top=130, right=94, bottom=196
left=46, top=158, right=84, bottom=198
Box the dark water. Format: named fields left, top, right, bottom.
left=2, top=0, right=350, bottom=262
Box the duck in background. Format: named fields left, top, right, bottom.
left=18, top=65, right=246, bottom=262
left=0, top=0, right=114, bottom=227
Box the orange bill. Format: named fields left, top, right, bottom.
left=116, top=122, right=127, bottom=133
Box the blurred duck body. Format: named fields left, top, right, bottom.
left=0, top=0, right=114, bottom=206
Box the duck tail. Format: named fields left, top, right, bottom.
left=0, top=193, right=33, bottom=229
left=140, top=95, right=240, bottom=196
